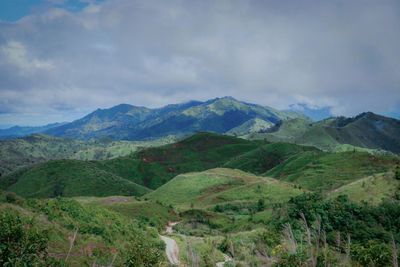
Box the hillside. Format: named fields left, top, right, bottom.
left=266, top=150, right=399, bottom=191
left=0, top=196, right=165, bottom=266
left=0, top=134, right=175, bottom=176
left=250, top=112, right=400, bottom=154
left=299, top=112, right=400, bottom=153
left=44, top=97, right=303, bottom=140
left=0, top=160, right=150, bottom=198
left=147, top=168, right=304, bottom=209
left=328, top=171, right=400, bottom=204
left=94, top=132, right=261, bottom=188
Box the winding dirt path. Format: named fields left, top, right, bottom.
left=160, top=222, right=180, bottom=266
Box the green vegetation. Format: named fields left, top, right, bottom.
left=270, top=193, right=400, bottom=266
left=94, top=132, right=261, bottom=188
left=1, top=130, right=400, bottom=266
left=249, top=112, right=400, bottom=154
left=328, top=172, right=400, bottom=204
left=0, top=160, right=150, bottom=198
left=266, top=150, right=398, bottom=191
left=74, top=196, right=178, bottom=230
left=0, top=195, right=165, bottom=266
left=0, top=133, right=175, bottom=176
left=0, top=210, right=61, bottom=266
left=147, top=168, right=303, bottom=209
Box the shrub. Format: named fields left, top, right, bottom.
left=4, top=191, right=23, bottom=204
left=0, top=210, right=61, bottom=266
left=123, top=231, right=163, bottom=267
left=351, top=241, right=392, bottom=267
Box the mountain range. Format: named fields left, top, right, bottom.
left=44, top=97, right=303, bottom=140
left=1, top=97, right=399, bottom=155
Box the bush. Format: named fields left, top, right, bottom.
left=351, top=241, right=392, bottom=267
left=123, top=231, right=163, bottom=267
left=5, top=192, right=23, bottom=204
left=0, top=210, right=61, bottom=266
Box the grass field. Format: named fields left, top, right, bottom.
left=147, top=168, right=304, bottom=209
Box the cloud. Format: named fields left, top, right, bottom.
left=0, top=0, right=399, bottom=125
left=0, top=41, right=54, bottom=73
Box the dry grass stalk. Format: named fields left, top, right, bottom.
left=283, top=223, right=297, bottom=254
left=392, top=234, right=398, bottom=267
left=65, top=228, right=78, bottom=262
left=345, top=234, right=351, bottom=266
left=300, top=212, right=316, bottom=267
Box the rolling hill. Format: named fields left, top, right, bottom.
left=44, top=97, right=303, bottom=140
left=0, top=134, right=176, bottom=176
left=0, top=160, right=150, bottom=198
left=147, top=168, right=304, bottom=209
left=2, top=132, right=398, bottom=198
left=266, top=149, right=399, bottom=191
left=250, top=112, right=400, bottom=154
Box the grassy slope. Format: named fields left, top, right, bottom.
left=328, top=172, right=400, bottom=204
left=147, top=168, right=304, bottom=209
left=266, top=150, right=399, bottom=191
left=74, top=196, right=178, bottom=230
left=0, top=160, right=150, bottom=198
left=94, top=132, right=261, bottom=189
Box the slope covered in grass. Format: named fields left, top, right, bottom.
left=75, top=196, right=178, bottom=230
left=328, top=172, right=400, bottom=204
left=147, top=168, right=304, bottom=209
left=0, top=160, right=150, bottom=198
left=94, top=132, right=261, bottom=188
left=266, top=150, right=399, bottom=191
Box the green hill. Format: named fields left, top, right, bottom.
left=0, top=160, right=150, bottom=198
left=223, top=142, right=318, bottom=174
left=147, top=168, right=304, bottom=209
left=94, top=132, right=261, bottom=189
left=0, top=134, right=175, bottom=176
left=253, top=112, right=400, bottom=154
left=266, top=150, right=399, bottom=191
left=327, top=172, right=400, bottom=204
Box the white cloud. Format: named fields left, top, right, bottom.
left=0, top=0, right=399, bottom=125
left=0, top=41, right=54, bottom=74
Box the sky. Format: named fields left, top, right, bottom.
left=0, top=0, right=399, bottom=126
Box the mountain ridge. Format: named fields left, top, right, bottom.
left=44, top=97, right=305, bottom=140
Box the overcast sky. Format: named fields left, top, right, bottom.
left=0, top=0, right=399, bottom=126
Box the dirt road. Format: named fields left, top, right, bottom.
left=160, top=221, right=180, bottom=266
